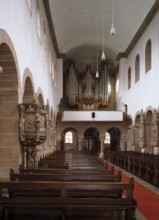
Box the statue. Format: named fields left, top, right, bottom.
left=19, top=114, right=25, bottom=131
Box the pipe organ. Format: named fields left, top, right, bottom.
left=65, top=60, right=111, bottom=110
left=66, top=63, right=78, bottom=105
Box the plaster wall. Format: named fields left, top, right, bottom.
left=118, top=11, right=159, bottom=122
left=0, top=0, right=62, bottom=111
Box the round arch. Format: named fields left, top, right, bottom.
left=106, top=127, right=121, bottom=151
left=21, top=68, right=35, bottom=103
left=83, top=127, right=100, bottom=155
left=0, top=29, right=21, bottom=100
left=145, top=108, right=153, bottom=153
left=0, top=39, right=20, bottom=179
left=145, top=106, right=153, bottom=116
left=22, top=76, right=34, bottom=103
left=36, top=87, right=44, bottom=105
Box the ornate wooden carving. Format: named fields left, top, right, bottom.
left=19, top=103, right=48, bottom=147
left=19, top=103, right=48, bottom=169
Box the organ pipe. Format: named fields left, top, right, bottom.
left=65, top=60, right=111, bottom=108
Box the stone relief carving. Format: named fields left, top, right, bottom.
left=35, top=113, right=45, bottom=131
left=25, top=114, right=35, bottom=131
left=19, top=114, right=25, bottom=131
left=25, top=147, right=39, bottom=169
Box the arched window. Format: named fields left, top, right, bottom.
left=135, top=54, right=140, bottom=83
left=115, top=79, right=119, bottom=93
left=51, top=59, right=55, bottom=81
left=36, top=0, right=41, bottom=41
left=128, top=67, right=131, bottom=89
left=26, top=0, right=32, bottom=13
left=65, top=131, right=73, bottom=143
left=104, top=132, right=110, bottom=144
left=145, top=39, right=151, bottom=73
left=43, top=20, right=47, bottom=58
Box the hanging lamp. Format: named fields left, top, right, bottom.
left=110, top=0, right=116, bottom=35
left=101, top=0, right=105, bottom=60
left=96, top=11, right=99, bottom=78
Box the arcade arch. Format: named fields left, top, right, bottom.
left=106, top=127, right=121, bottom=151
left=22, top=76, right=34, bottom=103
left=0, top=42, right=19, bottom=180
left=145, top=109, right=153, bottom=153
left=83, top=127, right=100, bottom=155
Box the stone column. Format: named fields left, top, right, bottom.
left=151, top=109, right=159, bottom=154
left=121, top=135, right=127, bottom=151
left=57, top=138, right=61, bottom=151
left=99, top=137, right=105, bottom=158
left=24, top=146, right=27, bottom=169
left=139, top=109, right=145, bottom=151
left=78, top=138, right=83, bottom=151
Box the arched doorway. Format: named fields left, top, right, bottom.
left=84, top=127, right=100, bottom=155
left=107, top=127, right=120, bottom=151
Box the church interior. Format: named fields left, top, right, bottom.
left=0, top=0, right=159, bottom=219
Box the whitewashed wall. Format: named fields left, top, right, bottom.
left=118, top=11, right=159, bottom=122
left=0, top=0, right=62, bottom=112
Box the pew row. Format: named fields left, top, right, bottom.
left=38, top=162, right=69, bottom=169
left=19, top=165, right=114, bottom=175
left=10, top=169, right=121, bottom=182
left=0, top=178, right=137, bottom=220
left=105, top=151, right=159, bottom=187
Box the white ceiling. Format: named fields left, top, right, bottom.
left=49, top=0, right=156, bottom=64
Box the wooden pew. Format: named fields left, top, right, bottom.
left=19, top=166, right=114, bottom=175
left=38, top=150, right=108, bottom=171
left=104, top=150, right=159, bottom=187
left=38, top=159, right=102, bottom=169
left=10, top=169, right=121, bottom=183
left=151, top=160, right=159, bottom=186
left=0, top=178, right=137, bottom=220
left=38, top=161, right=102, bottom=169
left=38, top=161, right=69, bottom=169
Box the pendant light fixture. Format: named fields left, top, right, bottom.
left=95, top=45, right=99, bottom=78
left=101, top=0, right=105, bottom=60
left=110, top=0, right=116, bottom=36
left=96, top=10, right=99, bottom=78
left=0, top=66, right=3, bottom=73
